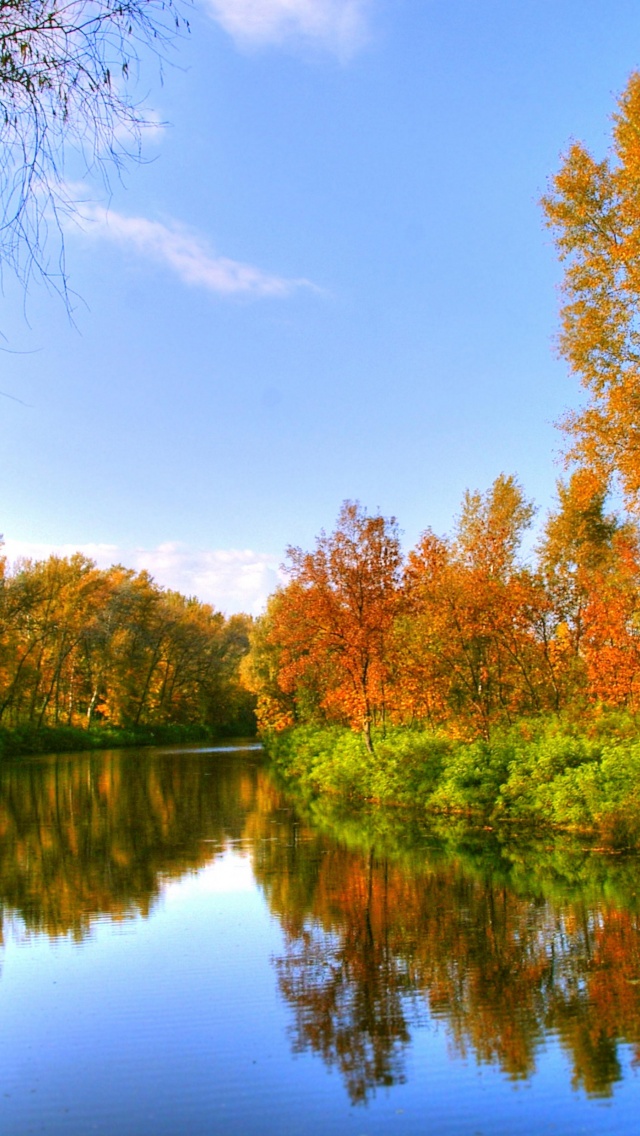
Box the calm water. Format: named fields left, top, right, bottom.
left=1, top=743, right=639, bottom=1135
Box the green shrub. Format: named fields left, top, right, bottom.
left=429, top=737, right=513, bottom=816
left=264, top=724, right=449, bottom=804
left=264, top=712, right=640, bottom=845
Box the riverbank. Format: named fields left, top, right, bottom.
left=264, top=714, right=640, bottom=846
left=0, top=722, right=255, bottom=759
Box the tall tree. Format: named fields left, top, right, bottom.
left=537, top=470, right=621, bottom=675
left=536, top=469, right=640, bottom=709
left=264, top=502, right=402, bottom=752
left=0, top=552, right=254, bottom=732
left=401, top=476, right=551, bottom=736
left=542, top=72, right=640, bottom=510
left=241, top=591, right=303, bottom=733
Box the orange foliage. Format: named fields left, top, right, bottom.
left=251, top=502, right=401, bottom=750
left=0, top=551, right=254, bottom=731
left=392, top=476, right=558, bottom=735
left=247, top=474, right=640, bottom=737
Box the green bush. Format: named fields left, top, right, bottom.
left=265, top=724, right=450, bottom=803
left=429, top=737, right=513, bottom=816
left=497, top=730, right=603, bottom=821
left=263, top=712, right=640, bottom=846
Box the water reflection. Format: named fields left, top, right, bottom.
left=0, top=745, right=266, bottom=939
left=1, top=747, right=640, bottom=1105
left=252, top=797, right=640, bottom=1103
left=272, top=850, right=418, bottom=1103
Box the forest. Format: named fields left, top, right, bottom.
left=0, top=550, right=256, bottom=755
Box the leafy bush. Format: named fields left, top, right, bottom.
left=264, top=712, right=640, bottom=846
left=265, top=725, right=450, bottom=803
left=429, top=738, right=513, bottom=815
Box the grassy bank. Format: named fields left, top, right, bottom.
left=264, top=715, right=640, bottom=846
left=0, top=722, right=254, bottom=759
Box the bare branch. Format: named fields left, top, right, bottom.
left=0, top=0, right=187, bottom=298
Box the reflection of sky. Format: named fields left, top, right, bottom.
left=162, top=848, right=256, bottom=899
left=1, top=848, right=639, bottom=1135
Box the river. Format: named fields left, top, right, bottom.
left=0, top=741, right=639, bottom=1134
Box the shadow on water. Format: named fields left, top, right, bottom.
left=1, top=745, right=640, bottom=1104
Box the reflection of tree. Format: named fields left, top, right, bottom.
left=547, top=906, right=640, bottom=1096
left=0, top=747, right=264, bottom=938
left=251, top=800, right=640, bottom=1103
left=275, top=852, right=416, bottom=1103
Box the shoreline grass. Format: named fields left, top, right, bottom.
left=0, top=722, right=257, bottom=759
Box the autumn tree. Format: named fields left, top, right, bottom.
left=536, top=469, right=625, bottom=704
left=391, top=529, right=452, bottom=728
left=0, top=552, right=254, bottom=732
left=0, top=553, right=107, bottom=726
left=581, top=528, right=640, bottom=709
left=399, top=476, right=556, bottom=736
left=449, top=475, right=548, bottom=728
left=241, top=591, right=302, bottom=733
left=542, top=72, right=640, bottom=510
left=253, top=502, right=402, bottom=752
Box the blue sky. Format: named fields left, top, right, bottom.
left=2, top=0, right=640, bottom=613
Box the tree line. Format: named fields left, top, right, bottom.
left=0, top=551, right=255, bottom=735
left=245, top=474, right=640, bottom=746
left=245, top=72, right=640, bottom=749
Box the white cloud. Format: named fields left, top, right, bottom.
left=2, top=539, right=284, bottom=615
left=206, top=0, right=371, bottom=58
left=75, top=205, right=315, bottom=298
left=129, top=543, right=284, bottom=614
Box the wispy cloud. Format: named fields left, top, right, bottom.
left=3, top=540, right=283, bottom=615
left=75, top=205, right=315, bottom=298
left=206, top=0, right=372, bottom=58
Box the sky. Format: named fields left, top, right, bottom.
left=2, top=0, right=640, bottom=614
